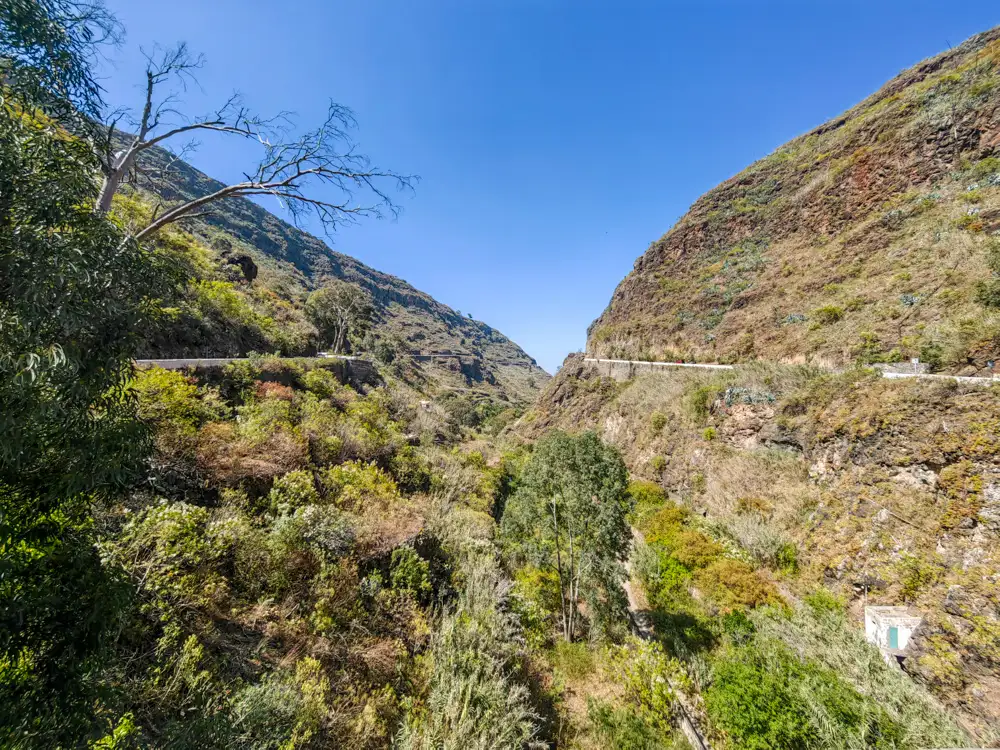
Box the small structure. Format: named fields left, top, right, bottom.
left=864, top=606, right=923, bottom=666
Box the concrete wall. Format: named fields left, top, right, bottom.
left=583, top=357, right=734, bottom=381
left=136, top=356, right=380, bottom=389
left=864, top=607, right=922, bottom=654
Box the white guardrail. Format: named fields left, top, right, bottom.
left=583, top=358, right=1000, bottom=386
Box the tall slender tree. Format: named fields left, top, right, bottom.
left=502, top=431, right=632, bottom=641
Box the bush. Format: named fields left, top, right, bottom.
left=812, top=305, right=845, bottom=325
left=390, top=546, right=431, bottom=600
left=588, top=702, right=674, bottom=750
left=706, top=641, right=906, bottom=750
left=670, top=530, right=724, bottom=570
left=705, top=645, right=817, bottom=750
left=134, top=368, right=227, bottom=448
left=695, top=559, right=776, bottom=611
left=511, top=566, right=561, bottom=649
left=651, top=411, right=668, bottom=431
left=725, top=513, right=798, bottom=571
left=628, top=480, right=668, bottom=524
left=267, top=470, right=320, bottom=514
left=320, top=461, right=398, bottom=509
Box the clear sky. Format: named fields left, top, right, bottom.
left=97, top=1, right=1000, bottom=373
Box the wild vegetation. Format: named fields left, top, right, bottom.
left=4, top=2, right=1000, bottom=748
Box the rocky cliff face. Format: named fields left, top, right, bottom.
left=590, top=27, right=1000, bottom=374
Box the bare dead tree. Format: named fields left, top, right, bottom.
left=92, top=43, right=413, bottom=240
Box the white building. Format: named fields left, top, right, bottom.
left=864, top=606, right=923, bottom=665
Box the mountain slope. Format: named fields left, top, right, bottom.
left=512, top=27, right=1000, bottom=742
left=130, top=142, right=548, bottom=403
left=590, top=27, right=1000, bottom=373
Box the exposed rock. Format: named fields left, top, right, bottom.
left=978, top=483, right=1000, bottom=531
left=893, top=465, right=938, bottom=490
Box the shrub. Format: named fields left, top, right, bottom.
left=396, top=555, right=540, bottom=748
left=511, top=565, right=561, bottom=649
left=267, top=470, right=319, bottom=514
left=134, top=367, right=227, bottom=443
left=695, top=559, right=776, bottom=611
left=671, top=529, right=724, bottom=570
left=803, top=587, right=846, bottom=617
left=390, top=546, right=431, bottom=600
left=812, top=305, right=845, bottom=325
left=628, top=480, right=667, bottom=518
left=588, top=702, right=674, bottom=750
left=650, top=455, right=667, bottom=472
left=686, top=385, right=720, bottom=421
left=220, top=359, right=261, bottom=403
left=320, top=461, right=398, bottom=509
left=702, top=426, right=717, bottom=441
left=109, top=502, right=233, bottom=612
left=705, top=645, right=817, bottom=750
left=725, top=513, right=798, bottom=571
left=650, top=411, right=668, bottom=431
left=550, top=641, right=595, bottom=680
left=641, top=505, right=688, bottom=545
left=238, top=397, right=296, bottom=446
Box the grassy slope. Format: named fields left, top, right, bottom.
left=128, top=141, right=549, bottom=404
left=516, top=356, right=1000, bottom=740
left=590, top=27, right=1000, bottom=373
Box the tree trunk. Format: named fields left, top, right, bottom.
left=551, top=499, right=570, bottom=642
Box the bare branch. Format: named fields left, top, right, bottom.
left=93, top=45, right=414, bottom=239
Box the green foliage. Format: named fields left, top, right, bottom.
left=550, top=641, right=595, bottom=680
left=705, top=645, right=818, bottom=750
left=221, top=359, right=262, bottom=402
left=588, top=701, right=674, bottom=750
left=0, top=73, right=164, bottom=743
left=812, top=305, right=845, bottom=325
left=0, top=0, right=119, bottom=118
left=267, top=470, right=320, bottom=514
left=397, top=554, right=540, bottom=749
left=650, top=411, right=668, bottom=431
left=896, top=553, right=940, bottom=602
left=696, top=559, right=776, bottom=611
left=686, top=384, right=720, bottom=422
left=321, top=460, right=399, bottom=508
left=227, top=657, right=330, bottom=750
left=628, top=479, right=668, bottom=526
left=803, top=587, right=846, bottom=617
left=134, top=368, right=227, bottom=432
left=305, top=281, right=373, bottom=354
left=502, top=431, right=631, bottom=641
left=390, top=546, right=432, bottom=600
left=510, top=566, right=561, bottom=650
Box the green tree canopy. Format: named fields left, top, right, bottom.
left=0, top=78, right=163, bottom=747
left=305, top=280, right=373, bottom=354
left=502, top=431, right=631, bottom=641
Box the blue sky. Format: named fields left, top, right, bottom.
left=98, top=1, right=1000, bottom=373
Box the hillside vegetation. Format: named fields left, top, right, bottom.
left=6, top=4, right=1000, bottom=749
left=590, top=27, right=1000, bottom=373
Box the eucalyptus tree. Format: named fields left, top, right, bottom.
left=306, top=280, right=374, bottom=354
left=502, top=431, right=632, bottom=642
